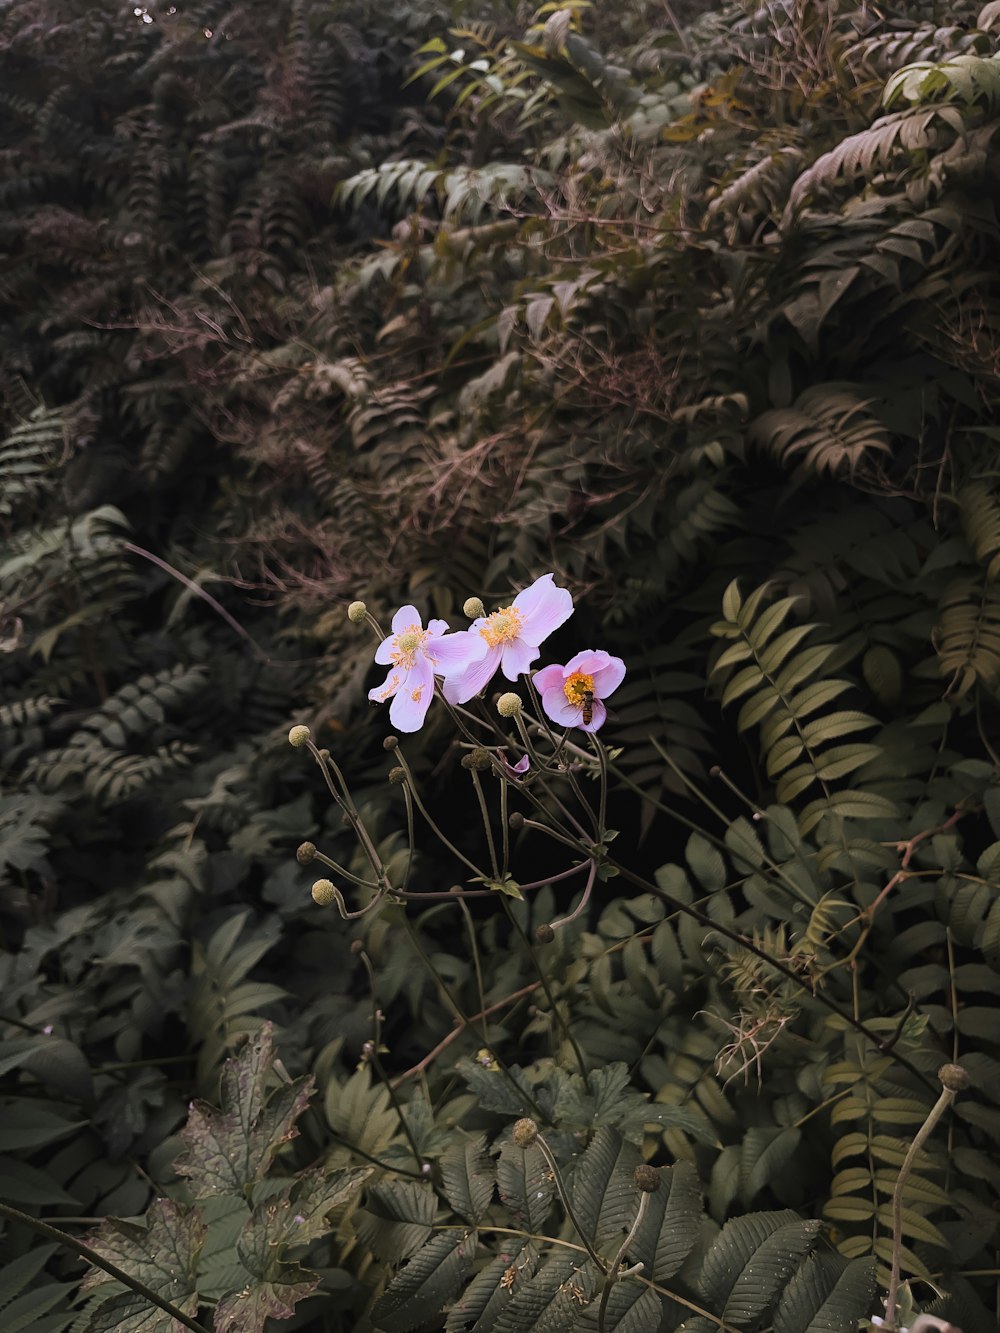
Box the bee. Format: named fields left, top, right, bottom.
left=581, top=689, right=595, bottom=726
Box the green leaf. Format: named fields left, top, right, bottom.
left=241, top=1166, right=371, bottom=1261
left=632, top=1160, right=704, bottom=1281
left=570, top=1126, right=641, bottom=1250
left=174, top=1024, right=313, bottom=1199
left=496, top=1140, right=554, bottom=1233
left=371, top=1230, right=478, bottom=1333
left=698, top=1210, right=819, bottom=1322
left=355, top=1180, right=437, bottom=1262
left=213, top=1273, right=316, bottom=1333
left=773, top=1252, right=877, bottom=1332
left=457, top=1058, right=538, bottom=1117
left=440, top=1135, right=495, bottom=1225
left=444, top=1241, right=537, bottom=1332
left=80, top=1199, right=204, bottom=1331
left=0, top=1157, right=79, bottom=1207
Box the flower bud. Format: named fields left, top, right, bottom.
left=938, top=1063, right=970, bottom=1092
left=634, top=1164, right=661, bottom=1193
left=509, top=812, right=524, bottom=830
left=347, top=600, right=367, bottom=623
left=288, top=724, right=311, bottom=747
left=535, top=923, right=555, bottom=944
left=311, top=879, right=337, bottom=905
left=512, top=1117, right=538, bottom=1149
left=350, top=939, right=365, bottom=954
left=383, top=735, right=399, bottom=751
left=388, top=766, right=406, bottom=784
left=296, top=841, right=317, bottom=865
left=497, top=692, right=522, bottom=717
left=462, top=746, right=492, bottom=771
left=463, top=596, right=486, bottom=619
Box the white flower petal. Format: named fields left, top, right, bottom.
left=514, top=574, right=574, bottom=646
left=369, top=667, right=405, bottom=704
left=391, top=604, right=423, bottom=635
left=442, top=645, right=502, bottom=705
left=499, top=638, right=538, bottom=680
left=429, top=628, right=488, bottom=676
left=388, top=659, right=434, bottom=731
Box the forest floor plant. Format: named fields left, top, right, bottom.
left=31, top=572, right=985, bottom=1333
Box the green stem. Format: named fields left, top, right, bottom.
left=597, top=1189, right=652, bottom=1333
left=0, top=1200, right=211, bottom=1333
left=532, top=1130, right=606, bottom=1272
left=885, top=1070, right=965, bottom=1327
left=500, top=898, right=589, bottom=1079
left=469, top=767, right=499, bottom=879
left=458, top=895, right=489, bottom=1046
left=393, top=746, right=486, bottom=877
left=399, top=913, right=547, bottom=1123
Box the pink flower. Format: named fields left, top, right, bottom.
left=443, top=573, right=574, bottom=706
left=369, top=605, right=487, bottom=732
left=496, top=750, right=531, bottom=780
left=533, top=649, right=626, bottom=733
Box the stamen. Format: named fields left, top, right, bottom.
left=479, top=605, right=524, bottom=648
left=391, top=624, right=429, bottom=667
left=563, top=671, right=595, bottom=706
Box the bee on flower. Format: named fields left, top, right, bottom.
left=533, top=650, right=626, bottom=733
left=369, top=606, right=487, bottom=732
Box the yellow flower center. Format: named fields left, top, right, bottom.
left=563, top=671, right=595, bottom=706
left=392, top=624, right=429, bottom=667
left=479, top=605, right=524, bottom=648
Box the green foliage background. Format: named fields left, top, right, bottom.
left=2, top=0, right=1000, bottom=1329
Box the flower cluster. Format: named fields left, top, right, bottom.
left=364, top=574, right=625, bottom=734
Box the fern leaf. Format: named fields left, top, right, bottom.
left=750, top=385, right=891, bottom=478
left=958, top=481, right=1000, bottom=581
left=935, top=576, right=1000, bottom=697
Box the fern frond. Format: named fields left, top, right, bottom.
left=711, top=580, right=882, bottom=808
left=935, top=576, right=1000, bottom=697
left=784, top=105, right=962, bottom=216
left=958, top=481, right=1000, bottom=581
left=750, top=385, right=891, bottom=478
left=883, top=53, right=1000, bottom=113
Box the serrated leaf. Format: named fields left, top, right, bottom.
left=213, top=1272, right=317, bottom=1333
left=371, top=1230, right=478, bottom=1333
left=631, top=1159, right=704, bottom=1281
left=174, top=1024, right=313, bottom=1198
left=445, top=1241, right=537, bottom=1332
left=355, top=1180, right=437, bottom=1261
left=491, top=1252, right=595, bottom=1333
left=80, top=1200, right=204, bottom=1331
left=441, top=1135, right=495, bottom=1224
left=570, top=1126, right=641, bottom=1249
left=457, top=1058, right=537, bottom=1116
left=698, top=1210, right=814, bottom=1317
left=773, top=1252, right=877, bottom=1333
left=238, top=1166, right=371, bottom=1271
left=496, top=1140, right=554, bottom=1233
